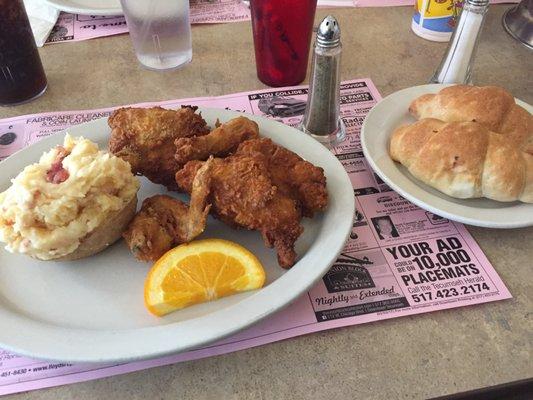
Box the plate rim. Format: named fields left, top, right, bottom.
left=0, top=107, right=355, bottom=362
left=361, top=83, right=533, bottom=229
left=43, top=0, right=123, bottom=16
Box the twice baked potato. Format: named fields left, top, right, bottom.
left=54, top=195, right=138, bottom=261
left=0, top=135, right=140, bottom=261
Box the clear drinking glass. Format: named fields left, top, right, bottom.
left=120, top=0, right=192, bottom=71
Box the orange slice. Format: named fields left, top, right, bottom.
left=144, top=239, right=266, bottom=316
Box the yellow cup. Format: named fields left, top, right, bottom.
left=412, top=0, right=463, bottom=42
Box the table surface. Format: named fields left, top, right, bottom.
left=4, top=5, right=533, bottom=400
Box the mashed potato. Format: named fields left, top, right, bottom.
left=0, top=134, right=140, bottom=260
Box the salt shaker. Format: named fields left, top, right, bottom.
left=299, top=15, right=346, bottom=147
left=430, top=0, right=490, bottom=84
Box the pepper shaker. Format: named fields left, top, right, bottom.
left=299, top=15, right=346, bottom=147
left=430, top=0, right=490, bottom=84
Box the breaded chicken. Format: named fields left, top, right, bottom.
left=123, top=159, right=212, bottom=262
left=108, top=106, right=209, bottom=189
left=175, top=154, right=303, bottom=268
left=174, top=116, right=259, bottom=167
left=235, top=138, right=328, bottom=217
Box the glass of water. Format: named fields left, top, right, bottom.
left=120, top=0, right=192, bottom=70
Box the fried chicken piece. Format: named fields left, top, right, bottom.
left=235, top=138, right=328, bottom=217
left=123, top=159, right=212, bottom=262
left=175, top=154, right=303, bottom=268
left=109, top=106, right=210, bottom=189
left=174, top=116, right=259, bottom=167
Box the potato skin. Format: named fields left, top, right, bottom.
left=49, top=196, right=138, bottom=261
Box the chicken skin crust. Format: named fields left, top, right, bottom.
left=175, top=154, right=303, bottom=268
left=235, top=138, right=328, bottom=217
left=109, top=106, right=210, bottom=189
left=124, top=159, right=213, bottom=262
left=175, top=122, right=328, bottom=217
left=175, top=116, right=259, bottom=167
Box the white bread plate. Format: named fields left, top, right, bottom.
left=361, top=83, right=533, bottom=228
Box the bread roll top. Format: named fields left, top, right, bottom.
left=390, top=119, right=532, bottom=203
left=409, top=85, right=532, bottom=153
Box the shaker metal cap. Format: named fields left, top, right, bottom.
left=317, top=15, right=340, bottom=47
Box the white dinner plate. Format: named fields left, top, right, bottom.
left=361, top=84, right=533, bottom=229
left=0, top=108, right=354, bottom=362
left=44, top=0, right=122, bottom=15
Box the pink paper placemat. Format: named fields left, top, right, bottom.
left=45, top=0, right=251, bottom=44
left=43, top=1, right=518, bottom=45
left=0, top=78, right=511, bottom=396
left=44, top=0, right=356, bottom=45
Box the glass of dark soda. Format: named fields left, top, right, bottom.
left=250, top=0, right=317, bottom=87
left=0, top=0, right=47, bottom=106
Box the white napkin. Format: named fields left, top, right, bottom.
left=23, top=0, right=60, bottom=47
